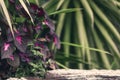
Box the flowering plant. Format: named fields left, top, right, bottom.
left=0, top=0, right=60, bottom=79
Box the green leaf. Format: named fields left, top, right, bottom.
left=80, top=0, right=94, bottom=27
left=49, top=8, right=81, bottom=16
left=89, top=1, right=120, bottom=41
left=56, top=61, right=69, bottom=69
left=95, top=17, right=120, bottom=60
left=55, top=0, right=69, bottom=37
left=61, top=42, right=111, bottom=55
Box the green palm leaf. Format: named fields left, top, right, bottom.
left=0, top=0, right=14, bottom=37
left=44, top=0, right=120, bottom=69
left=19, top=0, right=34, bottom=23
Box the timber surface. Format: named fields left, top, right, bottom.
left=45, top=69, right=120, bottom=80
left=7, top=69, right=120, bottom=80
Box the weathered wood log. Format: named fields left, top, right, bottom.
left=45, top=69, right=120, bottom=80
left=7, top=69, right=120, bottom=80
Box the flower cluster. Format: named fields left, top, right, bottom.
left=0, top=0, right=60, bottom=78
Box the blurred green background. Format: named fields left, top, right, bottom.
left=42, top=0, right=120, bottom=69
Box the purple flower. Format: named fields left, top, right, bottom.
left=9, top=0, right=15, bottom=4
left=45, top=33, right=60, bottom=49
left=9, top=55, right=14, bottom=61
left=16, top=22, right=33, bottom=36
left=30, top=3, right=39, bottom=11
left=1, top=42, right=15, bottom=59
left=15, top=4, right=30, bottom=18
left=37, top=8, right=45, bottom=17
left=19, top=53, right=30, bottom=62
left=7, top=54, right=20, bottom=67
left=34, top=23, right=42, bottom=33
left=7, top=29, right=13, bottom=42
left=14, top=36, right=29, bottom=53
left=16, top=36, right=22, bottom=44
left=15, top=4, right=23, bottom=10
left=0, top=1, right=61, bottom=75
left=53, top=34, right=60, bottom=49
left=44, top=18, right=55, bottom=32
left=22, top=27, right=28, bottom=32
left=30, top=3, right=45, bottom=17
left=45, top=33, right=52, bottom=42
left=34, top=42, right=44, bottom=48
left=4, top=43, right=10, bottom=51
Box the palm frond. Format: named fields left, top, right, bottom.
left=19, top=0, right=34, bottom=23
left=0, top=0, right=14, bottom=37
left=44, top=0, right=120, bottom=69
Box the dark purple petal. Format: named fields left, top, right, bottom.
left=37, top=8, right=45, bottom=17
left=30, top=3, right=45, bottom=17
left=44, top=18, right=55, bottom=31
left=7, top=54, right=20, bottom=67
left=9, top=0, right=15, bottom=4
left=34, top=23, right=42, bottom=33
left=19, top=53, right=30, bottom=62
left=7, top=28, right=14, bottom=42
left=45, top=32, right=55, bottom=42
left=1, top=43, right=15, bottom=59
left=15, top=4, right=30, bottom=18
left=34, top=42, right=45, bottom=48
left=40, top=48, right=54, bottom=62
left=9, top=55, right=14, bottom=61
left=30, top=3, right=39, bottom=11
left=53, top=34, right=60, bottom=49
left=14, top=36, right=29, bottom=52
left=4, top=43, right=10, bottom=51
left=17, top=26, right=28, bottom=36
left=45, top=33, right=52, bottom=42
left=46, top=32, right=60, bottom=49
left=22, top=27, right=28, bottom=32
left=16, top=36, right=22, bottom=44
left=17, top=22, right=33, bottom=37
left=15, top=4, right=23, bottom=10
